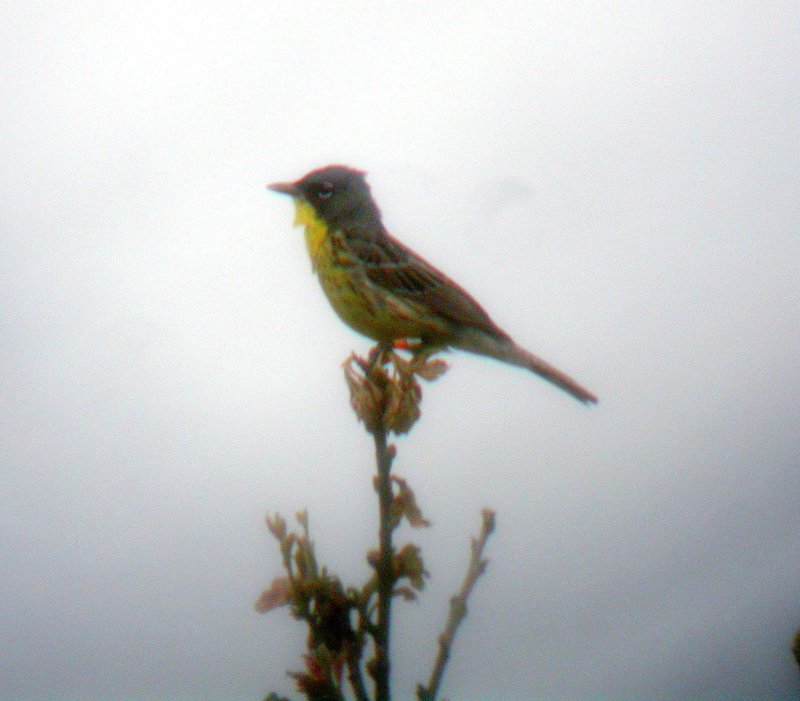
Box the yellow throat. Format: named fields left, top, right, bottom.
left=293, top=199, right=329, bottom=270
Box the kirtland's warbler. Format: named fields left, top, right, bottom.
left=268, top=165, right=597, bottom=404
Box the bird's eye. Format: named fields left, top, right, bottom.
left=318, top=181, right=334, bottom=199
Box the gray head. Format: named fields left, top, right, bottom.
left=268, top=165, right=383, bottom=232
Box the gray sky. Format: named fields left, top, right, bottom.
left=2, top=2, right=799, bottom=700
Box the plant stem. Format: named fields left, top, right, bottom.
left=373, top=422, right=394, bottom=701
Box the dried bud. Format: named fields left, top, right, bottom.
left=481, top=508, right=496, bottom=535
left=344, top=353, right=387, bottom=433
left=394, top=586, right=418, bottom=601
left=295, top=509, right=309, bottom=532
left=391, top=477, right=430, bottom=529
left=413, top=356, right=449, bottom=381
left=290, top=650, right=342, bottom=699
left=265, top=513, right=287, bottom=541
left=394, top=543, right=428, bottom=591
left=343, top=347, right=450, bottom=435
left=383, top=376, right=421, bottom=434
left=293, top=536, right=318, bottom=581
left=255, top=576, right=291, bottom=613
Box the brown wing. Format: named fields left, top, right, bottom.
left=346, top=233, right=510, bottom=341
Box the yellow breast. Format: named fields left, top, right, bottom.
left=292, top=199, right=376, bottom=332
left=290, top=198, right=447, bottom=343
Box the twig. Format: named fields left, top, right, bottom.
left=417, top=509, right=496, bottom=701
left=345, top=646, right=370, bottom=701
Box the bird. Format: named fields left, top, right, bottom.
left=268, top=165, right=597, bottom=404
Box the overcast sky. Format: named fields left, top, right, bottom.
left=2, top=2, right=799, bottom=700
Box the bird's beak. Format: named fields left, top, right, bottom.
left=267, top=181, right=299, bottom=197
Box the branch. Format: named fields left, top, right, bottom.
left=343, top=346, right=449, bottom=701
left=261, top=345, right=454, bottom=701
left=417, top=509, right=496, bottom=701
left=345, top=644, right=370, bottom=701
left=345, top=345, right=397, bottom=701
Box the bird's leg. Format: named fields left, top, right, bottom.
left=407, top=340, right=443, bottom=365
left=366, top=342, right=393, bottom=373
left=392, top=338, right=430, bottom=356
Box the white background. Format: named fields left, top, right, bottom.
left=2, top=2, right=799, bottom=700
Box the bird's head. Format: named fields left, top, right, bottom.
left=268, top=165, right=382, bottom=231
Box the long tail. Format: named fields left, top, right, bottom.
left=454, top=330, right=598, bottom=404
